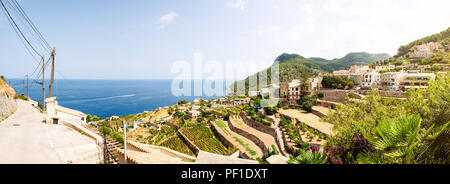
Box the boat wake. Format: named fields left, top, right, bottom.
left=64, top=94, right=136, bottom=103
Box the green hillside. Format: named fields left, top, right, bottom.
left=372, top=27, right=450, bottom=68
left=396, top=27, right=450, bottom=58
left=275, top=52, right=390, bottom=72
left=231, top=52, right=389, bottom=94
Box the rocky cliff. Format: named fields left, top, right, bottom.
left=0, top=78, right=17, bottom=121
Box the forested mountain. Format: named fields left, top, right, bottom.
left=231, top=52, right=389, bottom=94
left=275, top=52, right=389, bottom=73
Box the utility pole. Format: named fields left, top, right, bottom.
left=123, top=121, right=127, bottom=164
left=48, top=47, right=55, bottom=98
left=103, top=131, right=107, bottom=164
left=26, top=74, right=28, bottom=98
left=22, top=80, right=25, bottom=95
left=42, top=56, right=45, bottom=112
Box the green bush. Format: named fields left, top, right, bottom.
left=14, top=94, right=28, bottom=101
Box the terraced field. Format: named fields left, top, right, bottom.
left=229, top=117, right=279, bottom=153
left=160, top=136, right=195, bottom=156
left=312, top=106, right=334, bottom=116
left=213, top=121, right=263, bottom=158
left=279, top=109, right=335, bottom=136
left=180, top=125, right=237, bottom=156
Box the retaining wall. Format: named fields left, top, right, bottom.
left=177, top=130, right=201, bottom=155
left=126, top=141, right=196, bottom=162
left=240, top=112, right=286, bottom=155
left=0, top=91, right=17, bottom=121
left=209, top=122, right=251, bottom=159
left=226, top=119, right=268, bottom=153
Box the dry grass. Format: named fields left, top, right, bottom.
left=0, top=78, right=16, bottom=96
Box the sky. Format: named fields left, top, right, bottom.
left=0, top=0, right=449, bottom=80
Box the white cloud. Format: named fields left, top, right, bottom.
left=250, top=0, right=450, bottom=59
left=226, top=0, right=247, bottom=11
left=239, top=36, right=248, bottom=41
left=157, top=12, right=178, bottom=28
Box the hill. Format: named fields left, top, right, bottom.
left=275, top=52, right=390, bottom=72
left=372, top=27, right=450, bottom=68
left=230, top=52, right=389, bottom=94
left=396, top=27, right=450, bottom=58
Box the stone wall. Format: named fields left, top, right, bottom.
left=311, top=109, right=326, bottom=118
left=318, top=90, right=348, bottom=103
left=209, top=123, right=251, bottom=159
left=240, top=112, right=277, bottom=137
left=227, top=119, right=269, bottom=153
left=318, top=90, right=360, bottom=103
left=355, top=90, right=406, bottom=98
left=177, top=130, right=201, bottom=155
left=126, top=141, right=196, bottom=162
left=0, top=90, right=17, bottom=121
left=240, top=112, right=286, bottom=155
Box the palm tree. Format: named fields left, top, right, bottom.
left=288, top=146, right=327, bottom=164
left=363, top=114, right=449, bottom=164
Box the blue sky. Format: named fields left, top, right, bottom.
left=1, top=0, right=449, bottom=79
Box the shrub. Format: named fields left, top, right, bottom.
left=318, top=93, right=324, bottom=99
left=14, top=94, right=28, bottom=101
left=224, top=113, right=230, bottom=121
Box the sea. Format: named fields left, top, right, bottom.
left=6, top=79, right=232, bottom=119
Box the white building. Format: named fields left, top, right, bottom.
left=188, top=110, right=201, bottom=118
left=380, top=71, right=406, bottom=91
left=362, top=71, right=380, bottom=89
left=233, top=98, right=250, bottom=105
left=287, top=80, right=301, bottom=103
left=399, top=73, right=436, bottom=90
left=375, top=65, right=395, bottom=71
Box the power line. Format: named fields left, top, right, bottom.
left=4, top=0, right=50, bottom=54
left=0, top=0, right=43, bottom=58
left=1, top=3, right=41, bottom=63
left=9, top=0, right=52, bottom=51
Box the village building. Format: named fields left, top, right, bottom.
left=375, top=65, right=395, bottom=71
left=399, top=73, right=436, bottom=91
left=311, top=75, right=323, bottom=91
left=279, top=82, right=289, bottom=98
left=349, top=74, right=364, bottom=86
left=362, top=71, right=381, bottom=89
left=193, top=98, right=203, bottom=105
left=332, top=70, right=350, bottom=77
left=408, top=42, right=442, bottom=58
left=350, top=65, right=370, bottom=74
left=287, top=80, right=302, bottom=104
left=232, top=97, right=251, bottom=105
left=380, top=71, right=406, bottom=91
left=188, top=109, right=201, bottom=118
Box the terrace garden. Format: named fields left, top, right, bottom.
left=180, top=124, right=238, bottom=156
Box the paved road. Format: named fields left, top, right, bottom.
left=0, top=100, right=99, bottom=164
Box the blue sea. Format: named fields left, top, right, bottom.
left=6, top=79, right=231, bottom=119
